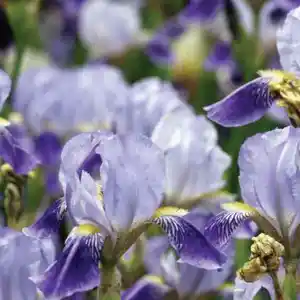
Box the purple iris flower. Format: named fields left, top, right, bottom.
left=13, top=64, right=130, bottom=137
left=24, top=131, right=227, bottom=299
left=123, top=210, right=234, bottom=300
left=204, top=126, right=300, bottom=268
left=204, top=5, right=300, bottom=127
left=0, top=227, right=55, bottom=300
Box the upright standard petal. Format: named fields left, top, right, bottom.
left=128, top=78, right=191, bottom=137
left=152, top=110, right=230, bottom=203
left=277, top=6, right=300, bottom=74
left=152, top=215, right=227, bottom=269
left=59, top=131, right=110, bottom=190
left=122, top=276, right=170, bottom=300
left=32, top=229, right=103, bottom=299
left=204, top=77, right=276, bottom=127
left=0, top=228, right=55, bottom=300
left=238, top=126, right=300, bottom=233
left=97, top=133, right=165, bottom=231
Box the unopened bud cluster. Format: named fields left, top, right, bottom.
left=238, top=233, right=284, bottom=283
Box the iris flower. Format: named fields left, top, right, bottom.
left=25, top=131, right=227, bottom=299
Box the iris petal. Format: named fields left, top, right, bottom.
left=32, top=230, right=103, bottom=299
left=23, top=198, right=66, bottom=239
left=152, top=215, right=227, bottom=269
left=204, top=211, right=252, bottom=249
left=204, top=77, right=275, bottom=127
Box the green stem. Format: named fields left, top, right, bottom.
left=283, top=268, right=297, bottom=300
left=98, top=266, right=121, bottom=300
left=270, top=271, right=284, bottom=300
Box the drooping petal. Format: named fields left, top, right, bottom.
left=204, top=77, right=275, bottom=127
left=122, top=276, right=170, bottom=300
left=23, top=198, right=66, bottom=239
left=277, top=6, right=300, bottom=74
left=0, top=70, right=11, bottom=110
left=177, top=244, right=234, bottom=296
left=0, top=228, right=55, bottom=300
left=97, top=133, right=165, bottom=231
left=0, top=126, right=39, bottom=174
left=204, top=204, right=254, bottom=249
left=234, top=275, right=275, bottom=300
left=152, top=215, right=227, bottom=269
left=32, top=229, right=103, bottom=299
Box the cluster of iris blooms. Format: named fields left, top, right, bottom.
left=0, top=0, right=299, bottom=299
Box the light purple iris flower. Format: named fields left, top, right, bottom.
left=123, top=210, right=234, bottom=300
left=204, top=126, right=300, bottom=262
left=204, top=5, right=300, bottom=127
left=24, top=131, right=227, bottom=299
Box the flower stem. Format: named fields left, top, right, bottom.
left=98, top=266, right=121, bottom=300
left=283, top=271, right=297, bottom=300
left=270, top=271, right=284, bottom=300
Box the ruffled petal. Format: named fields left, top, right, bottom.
left=122, top=276, right=170, bottom=300
left=204, top=77, right=275, bottom=127
left=152, top=215, right=227, bottom=269
left=32, top=230, right=103, bottom=299
left=97, top=133, right=165, bottom=231
left=23, top=198, right=66, bottom=239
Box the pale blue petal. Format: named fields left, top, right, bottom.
left=277, top=6, right=300, bottom=73
left=97, top=133, right=165, bottom=231
left=238, top=127, right=300, bottom=233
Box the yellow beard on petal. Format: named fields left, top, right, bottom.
left=153, top=206, right=188, bottom=218
left=75, top=223, right=101, bottom=235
